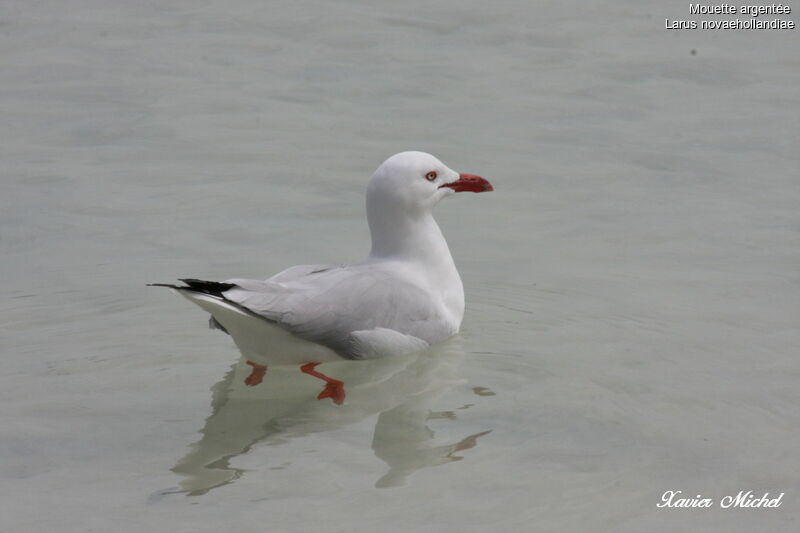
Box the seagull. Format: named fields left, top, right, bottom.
left=150, top=151, right=493, bottom=404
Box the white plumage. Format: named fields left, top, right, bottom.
left=154, top=151, right=493, bottom=368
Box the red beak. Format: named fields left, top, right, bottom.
left=440, top=173, right=494, bottom=193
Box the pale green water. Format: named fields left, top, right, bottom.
left=2, top=1, right=799, bottom=532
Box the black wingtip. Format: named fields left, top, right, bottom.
left=179, top=279, right=237, bottom=296
left=148, top=279, right=236, bottom=297
left=147, top=283, right=183, bottom=289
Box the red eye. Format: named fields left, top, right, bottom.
left=425, top=171, right=437, bottom=181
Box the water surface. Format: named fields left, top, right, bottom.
left=2, top=1, right=798, bottom=532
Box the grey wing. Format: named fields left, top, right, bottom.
left=262, top=264, right=341, bottom=284
left=222, top=268, right=450, bottom=358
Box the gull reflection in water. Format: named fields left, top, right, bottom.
left=170, top=339, right=492, bottom=494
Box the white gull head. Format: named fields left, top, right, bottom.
left=366, top=151, right=492, bottom=260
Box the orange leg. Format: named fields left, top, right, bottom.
left=244, top=360, right=267, bottom=386
left=300, top=362, right=345, bottom=405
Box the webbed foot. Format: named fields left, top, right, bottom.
left=244, top=361, right=267, bottom=386
left=300, top=362, right=346, bottom=405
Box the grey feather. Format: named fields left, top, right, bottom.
left=221, top=264, right=452, bottom=359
